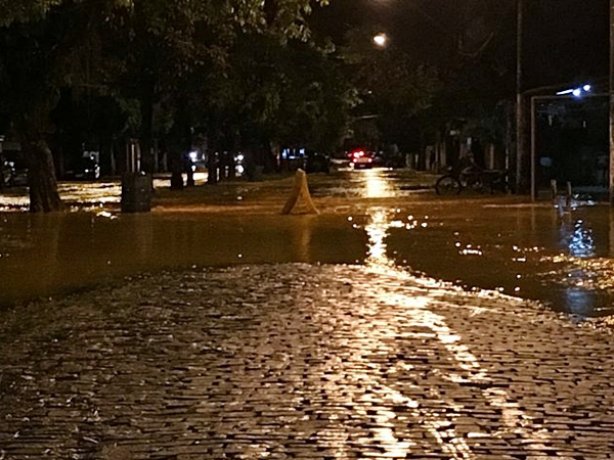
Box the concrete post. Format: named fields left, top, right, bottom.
left=516, top=0, right=525, bottom=194
left=281, top=169, right=319, bottom=215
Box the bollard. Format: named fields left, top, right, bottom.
left=281, top=169, right=319, bottom=215
left=550, top=179, right=558, bottom=201
left=121, top=173, right=153, bottom=213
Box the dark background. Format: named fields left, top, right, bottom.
left=312, top=0, right=610, bottom=90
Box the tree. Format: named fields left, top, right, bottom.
left=113, top=0, right=336, bottom=182
left=0, top=0, right=330, bottom=211
left=337, top=26, right=440, bottom=151
left=225, top=36, right=357, bottom=155
left=0, top=0, right=129, bottom=211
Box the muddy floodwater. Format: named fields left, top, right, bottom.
left=1, top=169, right=614, bottom=318
left=0, top=212, right=366, bottom=305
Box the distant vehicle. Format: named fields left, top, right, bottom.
left=187, top=149, right=207, bottom=172
left=305, top=151, right=330, bottom=173
left=234, top=152, right=245, bottom=176
left=349, top=148, right=374, bottom=169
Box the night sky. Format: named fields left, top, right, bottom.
left=524, top=0, right=609, bottom=89
left=312, top=0, right=610, bottom=92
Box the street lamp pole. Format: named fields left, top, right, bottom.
left=516, top=0, right=525, bottom=194
left=609, top=0, right=614, bottom=204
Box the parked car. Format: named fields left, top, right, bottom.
left=348, top=148, right=374, bottom=169
left=305, top=151, right=330, bottom=173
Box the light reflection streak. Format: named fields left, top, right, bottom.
left=567, top=220, right=595, bottom=258
left=362, top=207, right=550, bottom=457
left=0, top=195, right=29, bottom=210
left=372, top=427, right=414, bottom=456
left=363, top=169, right=394, bottom=198
left=0, top=173, right=209, bottom=211
left=564, top=287, right=594, bottom=316
left=539, top=217, right=604, bottom=315
left=363, top=210, right=472, bottom=458
left=365, top=208, right=395, bottom=267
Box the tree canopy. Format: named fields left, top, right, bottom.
left=0, top=0, right=339, bottom=210
left=3, top=0, right=606, bottom=211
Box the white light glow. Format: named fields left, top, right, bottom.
left=364, top=169, right=394, bottom=198
left=373, top=33, right=387, bottom=47
left=557, top=84, right=591, bottom=97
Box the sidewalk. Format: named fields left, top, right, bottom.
left=0, top=263, right=613, bottom=459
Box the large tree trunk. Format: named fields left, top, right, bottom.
left=23, top=139, right=63, bottom=212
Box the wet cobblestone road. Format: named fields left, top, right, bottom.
left=1, top=264, right=613, bottom=459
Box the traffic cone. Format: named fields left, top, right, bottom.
left=281, top=169, right=319, bottom=215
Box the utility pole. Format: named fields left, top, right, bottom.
left=610, top=0, right=614, bottom=204
left=516, top=0, right=525, bottom=194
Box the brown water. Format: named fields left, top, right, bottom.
left=380, top=204, right=614, bottom=317
left=1, top=169, right=614, bottom=318
left=0, top=212, right=365, bottom=306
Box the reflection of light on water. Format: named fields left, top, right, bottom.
left=372, top=427, right=414, bottom=456
left=567, top=220, right=595, bottom=258
left=459, top=245, right=483, bottom=256
left=0, top=195, right=29, bottom=211
left=364, top=209, right=412, bottom=266
left=363, top=169, right=394, bottom=198
left=361, top=209, right=550, bottom=456
left=540, top=253, right=614, bottom=316
left=365, top=209, right=394, bottom=266
left=59, top=182, right=121, bottom=204
left=564, top=287, right=594, bottom=316
left=537, top=218, right=599, bottom=315
left=0, top=174, right=209, bottom=211
left=96, top=211, right=118, bottom=220
left=389, top=294, right=487, bottom=383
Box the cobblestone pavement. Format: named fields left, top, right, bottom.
left=1, top=263, right=613, bottom=459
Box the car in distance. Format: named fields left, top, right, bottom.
left=305, top=150, right=330, bottom=173
left=348, top=148, right=374, bottom=169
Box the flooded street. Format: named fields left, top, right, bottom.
left=380, top=202, right=614, bottom=318
left=1, top=169, right=614, bottom=458
left=1, top=168, right=614, bottom=318
left=2, top=1, right=611, bottom=456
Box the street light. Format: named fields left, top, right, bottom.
left=556, top=84, right=592, bottom=97
left=516, top=0, right=523, bottom=193
left=373, top=33, right=388, bottom=48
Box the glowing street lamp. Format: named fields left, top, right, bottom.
left=556, top=84, right=592, bottom=97
left=373, top=33, right=388, bottom=48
